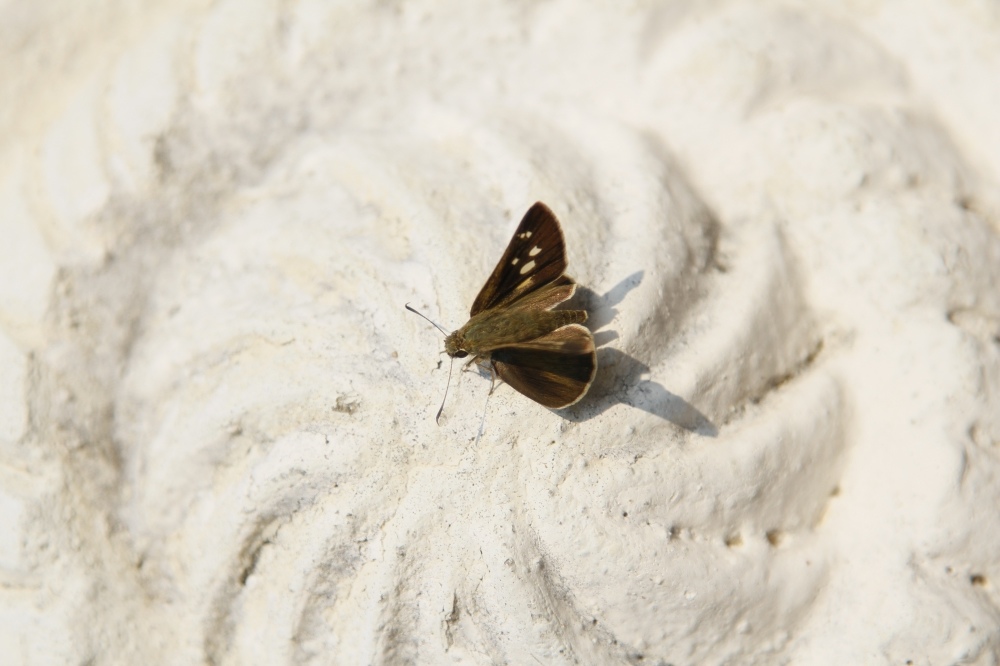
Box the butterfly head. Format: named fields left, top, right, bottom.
left=443, top=331, right=468, bottom=358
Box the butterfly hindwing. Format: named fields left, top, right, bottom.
left=470, top=202, right=569, bottom=316
left=491, top=324, right=596, bottom=409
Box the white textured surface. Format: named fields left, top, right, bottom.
left=1, top=1, right=999, bottom=664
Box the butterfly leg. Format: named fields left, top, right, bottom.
left=476, top=366, right=496, bottom=445
left=462, top=355, right=495, bottom=382
left=488, top=362, right=500, bottom=394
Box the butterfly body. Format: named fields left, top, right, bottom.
left=444, top=308, right=586, bottom=358
left=441, top=202, right=597, bottom=409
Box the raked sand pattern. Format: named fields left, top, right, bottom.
left=2, top=2, right=999, bottom=664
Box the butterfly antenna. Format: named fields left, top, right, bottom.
left=435, top=355, right=455, bottom=424
left=405, top=303, right=449, bottom=337
left=406, top=304, right=454, bottom=424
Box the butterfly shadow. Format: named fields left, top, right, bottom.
left=560, top=271, right=718, bottom=437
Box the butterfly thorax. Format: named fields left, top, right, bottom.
left=445, top=308, right=586, bottom=358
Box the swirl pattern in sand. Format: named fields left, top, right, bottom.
left=1, top=2, right=999, bottom=664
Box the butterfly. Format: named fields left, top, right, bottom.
left=408, top=202, right=597, bottom=419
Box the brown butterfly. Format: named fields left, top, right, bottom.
left=408, top=202, right=596, bottom=421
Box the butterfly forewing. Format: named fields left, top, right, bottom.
left=470, top=202, right=569, bottom=316
left=506, top=275, right=577, bottom=312
left=491, top=324, right=597, bottom=409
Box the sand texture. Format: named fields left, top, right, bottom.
left=1, top=1, right=999, bottom=664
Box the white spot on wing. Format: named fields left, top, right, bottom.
left=519, top=260, right=536, bottom=275
left=511, top=257, right=519, bottom=265
left=529, top=246, right=541, bottom=257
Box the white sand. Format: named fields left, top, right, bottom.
left=1, top=1, right=999, bottom=664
